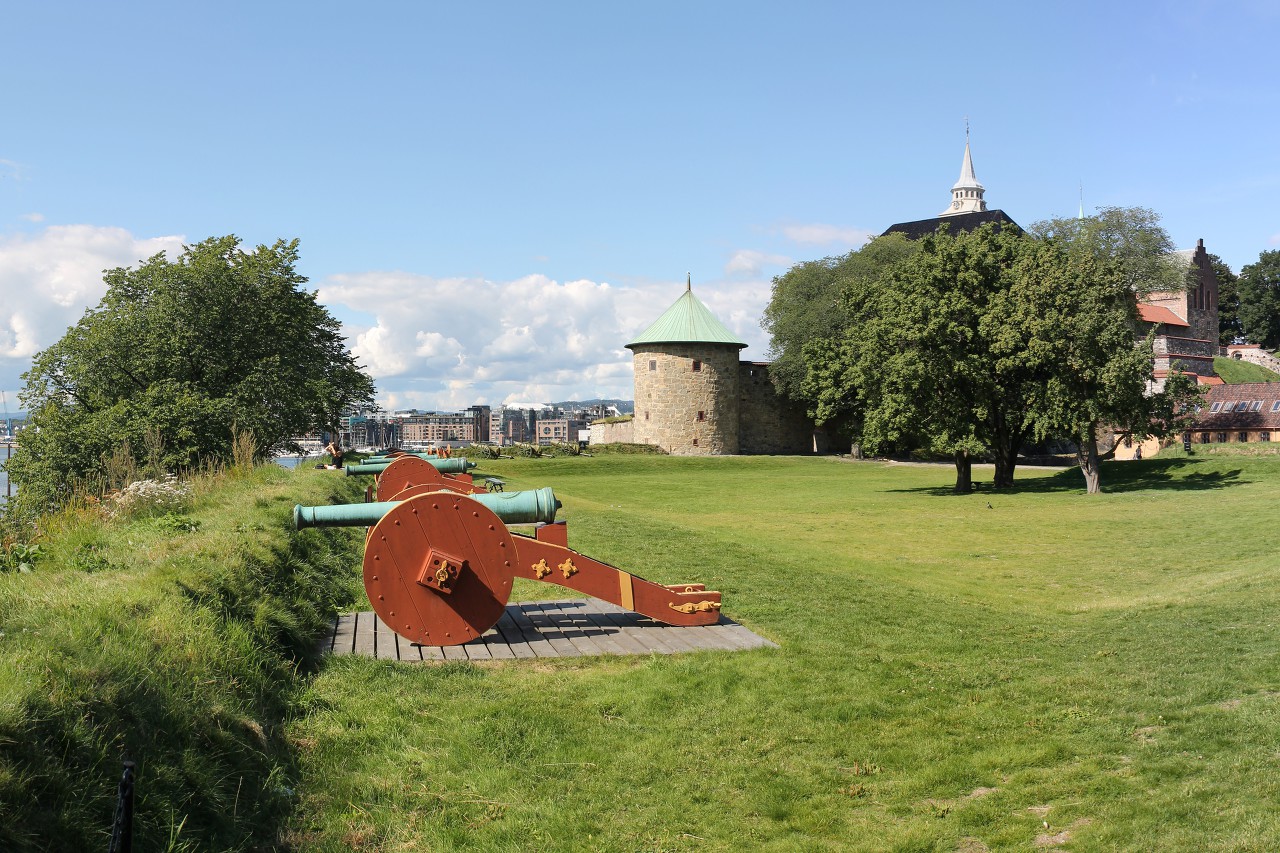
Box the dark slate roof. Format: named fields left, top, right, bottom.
left=880, top=209, right=1022, bottom=240
left=1189, top=383, right=1280, bottom=431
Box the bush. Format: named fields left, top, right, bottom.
left=106, top=475, right=191, bottom=519
left=586, top=442, right=669, bottom=455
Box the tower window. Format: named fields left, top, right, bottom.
left=649, top=360, right=656, bottom=371
left=696, top=411, right=705, bottom=422
left=645, top=411, right=650, bottom=420
left=692, top=438, right=699, bottom=446
left=692, top=360, right=702, bottom=372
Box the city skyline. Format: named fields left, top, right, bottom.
left=3, top=2, right=1278, bottom=412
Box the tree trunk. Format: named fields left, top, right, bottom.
left=953, top=449, right=972, bottom=494
left=1077, top=433, right=1102, bottom=495
left=992, top=440, right=1019, bottom=489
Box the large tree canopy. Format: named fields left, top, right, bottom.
left=1020, top=212, right=1198, bottom=492
left=767, top=207, right=1198, bottom=495
left=1210, top=254, right=1241, bottom=345
left=849, top=223, right=1036, bottom=491
left=762, top=233, right=917, bottom=409
left=6, top=235, right=375, bottom=517
left=1237, top=250, right=1280, bottom=349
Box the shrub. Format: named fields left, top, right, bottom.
left=106, top=475, right=191, bottom=519
left=587, top=442, right=669, bottom=455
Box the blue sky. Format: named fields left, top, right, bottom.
left=2, top=1, right=1278, bottom=413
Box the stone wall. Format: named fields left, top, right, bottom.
left=632, top=343, right=740, bottom=455
left=1226, top=344, right=1280, bottom=374
left=589, top=419, right=634, bottom=445
left=738, top=362, right=819, bottom=454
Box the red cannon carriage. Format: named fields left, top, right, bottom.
left=294, top=488, right=722, bottom=647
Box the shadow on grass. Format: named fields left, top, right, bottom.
left=891, top=458, right=1247, bottom=496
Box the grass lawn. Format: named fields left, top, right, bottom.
left=284, top=454, right=1280, bottom=851
left=1213, top=356, right=1280, bottom=384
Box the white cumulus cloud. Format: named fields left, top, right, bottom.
left=0, top=225, right=185, bottom=398
left=318, top=271, right=642, bottom=408
left=725, top=249, right=792, bottom=277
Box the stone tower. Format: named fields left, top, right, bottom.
left=626, top=277, right=746, bottom=455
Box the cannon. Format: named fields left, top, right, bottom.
left=346, top=455, right=486, bottom=500
left=346, top=457, right=475, bottom=476
left=294, top=489, right=722, bottom=646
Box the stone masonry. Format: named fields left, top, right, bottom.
left=632, top=343, right=740, bottom=455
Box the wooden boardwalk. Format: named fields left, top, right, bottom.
left=321, top=598, right=778, bottom=662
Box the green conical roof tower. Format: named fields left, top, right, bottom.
left=625, top=275, right=747, bottom=350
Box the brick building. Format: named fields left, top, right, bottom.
left=1186, top=383, right=1280, bottom=446
left=1139, top=239, right=1221, bottom=389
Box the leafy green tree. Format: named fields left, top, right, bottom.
left=789, top=224, right=1032, bottom=491
left=1210, top=254, right=1241, bottom=345
left=6, top=236, right=374, bottom=519
left=1028, top=209, right=1200, bottom=493
left=863, top=223, right=1036, bottom=490
left=762, top=233, right=917, bottom=409
left=1237, top=250, right=1280, bottom=349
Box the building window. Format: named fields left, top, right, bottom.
left=696, top=411, right=705, bottom=422
left=644, top=411, right=650, bottom=421
left=692, top=438, right=699, bottom=446
left=1236, top=402, right=1251, bottom=412
left=1251, top=401, right=1263, bottom=412
left=1239, top=432, right=1249, bottom=443
left=1272, top=401, right=1280, bottom=413
left=1217, top=432, right=1228, bottom=443
left=692, top=360, right=702, bottom=372
left=1210, top=402, right=1222, bottom=413
left=1199, top=432, right=1210, bottom=444
left=1262, top=431, right=1272, bottom=442
left=649, top=360, right=656, bottom=371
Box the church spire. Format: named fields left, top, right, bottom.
left=939, top=122, right=988, bottom=217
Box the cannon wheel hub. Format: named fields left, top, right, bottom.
left=364, top=492, right=516, bottom=646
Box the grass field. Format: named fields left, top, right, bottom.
left=284, top=454, right=1280, bottom=851
left=1213, top=355, right=1280, bottom=384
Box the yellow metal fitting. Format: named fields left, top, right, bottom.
left=532, top=559, right=552, bottom=579
left=669, top=600, right=722, bottom=614
left=559, top=558, right=578, bottom=579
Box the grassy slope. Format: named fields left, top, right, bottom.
left=1214, top=356, right=1280, bottom=384
left=0, top=464, right=367, bottom=851
left=286, top=455, right=1280, bottom=852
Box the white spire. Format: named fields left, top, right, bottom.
left=939, top=122, right=988, bottom=217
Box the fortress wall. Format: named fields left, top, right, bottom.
left=589, top=420, right=634, bottom=445
left=737, top=362, right=818, bottom=454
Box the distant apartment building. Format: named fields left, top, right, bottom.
left=398, top=406, right=491, bottom=446
left=533, top=417, right=581, bottom=446
left=489, top=407, right=533, bottom=445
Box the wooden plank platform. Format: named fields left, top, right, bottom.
left=320, top=598, right=778, bottom=662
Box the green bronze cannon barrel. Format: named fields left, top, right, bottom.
left=345, top=457, right=476, bottom=476
left=363, top=452, right=473, bottom=466
left=293, top=487, right=560, bottom=530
